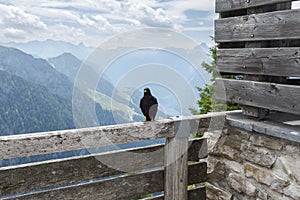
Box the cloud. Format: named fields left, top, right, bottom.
left=3, top=28, right=27, bottom=39
left=30, top=7, right=81, bottom=23
left=121, top=1, right=183, bottom=30
left=0, top=0, right=215, bottom=45
left=158, top=0, right=214, bottom=14
left=183, top=26, right=214, bottom=32
left=50, top=24, right=86, bottom=42
left=81, top=15, right=118, bottom=33
left=0, top=4, right=47, bottom=31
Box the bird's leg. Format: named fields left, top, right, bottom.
left=143, top=117, right=147, bottom=122
left=150, top=116, right=155, bottom=122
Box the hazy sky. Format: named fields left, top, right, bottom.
left=0, top=0, right=216, bottom=47
left=1, top=1, right=299, bottom=47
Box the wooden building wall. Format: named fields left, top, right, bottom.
left=215, top=0, right=300, bottom=118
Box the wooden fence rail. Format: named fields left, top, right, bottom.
left=215, top=0, right=300, bottom=118
left=0, top=113, right=225, bottom=200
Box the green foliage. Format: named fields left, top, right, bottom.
left=191, top=39, right=240, bottom=115
left=190, top=132, right=205, bottom=139
left=0, top=71, right=75, bottom=135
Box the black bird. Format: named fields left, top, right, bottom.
left=140, top=88, right=158, bottom=122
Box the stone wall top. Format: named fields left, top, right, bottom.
left=227, top=111, right=300, bottom=143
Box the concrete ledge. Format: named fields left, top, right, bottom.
left=227, top=111, right=300, bottom=143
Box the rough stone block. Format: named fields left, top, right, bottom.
left=284, top=183, right=300, bottom=200
left=278, top=155, right=300, bottom=184
left=207, top=157, right=225, bottom=182
left=244, top=163, right=289, bottom=191
left=226, top=126, right=251, bottom=140
left=257, top=188, right=268, bottom=200
left=206, top=182, right=233, bottom=200
left=218, top=145, right=244, bottom=163
left=224, top=160, right=243, bottom=174
left=241, top=145, right=277, bottom=168
left=285, top=144, right=300, bottom=155
left=223, top=134, right=249, bottom=151
left=205, top=130, right=223, bottom=153
left=250, top=134, right=283, bottom=151
left=256, top=185, right=293, bottom=200
left=227, top=173, right=257, bottom=196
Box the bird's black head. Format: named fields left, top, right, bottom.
left=144, top=88, right=152, bottom=96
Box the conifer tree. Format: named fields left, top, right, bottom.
left=190, top=38, right=240, bottom=115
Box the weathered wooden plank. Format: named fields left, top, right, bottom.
left=219, top=2, right=291, bottom=18
left=0, top=120, right=174, bottom=160
left=216, top=0, right=294, bottom=13
left=215, top=78, right=300, bottom=115
left=144, top=185, right=206, bottom=200
left=217, top=48, right=300, bottom=77
left=164, top=137, right=189, bottom=200
left=215, top=9, right=300, bottom=42
left=0, top=138, right=207, bottom=197
left=0, top=113, right=224, bottom=160
left=3, top=162, right=206, bottom=200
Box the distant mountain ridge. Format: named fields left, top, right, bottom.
left=48, top=52, right=82, bottom=82
left=1, top=39, right=94, bottom=60
left=1, top=39, right=210, bottom=61
left=0, top=46, right=117, bottom=135
left=0, top=46, right=73, bottom=99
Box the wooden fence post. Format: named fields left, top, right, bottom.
left=164, top=119, right=189, bottom=200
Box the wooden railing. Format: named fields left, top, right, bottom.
left=0, top=113, right=225, bottom=200
left=215, top=0, right=300, bottom=118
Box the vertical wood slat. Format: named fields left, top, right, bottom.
left=164, top=137, right=189, bottom=200
left=164, top=120, right=189, bottom=200
left=243, top=2, right=292, bottom=119
left=243, top=33, right=268, bottom=118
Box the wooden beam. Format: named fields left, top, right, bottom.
left=164, top=137, right=188, bottom=200
left=215, top=78, right=300, bottom=115
left=0, top=120, right=174, bottom=160
left=0, top=113, right=224, bottom=160
left=215, top=9, right=300, bottom=43
left=217, top=48, right=300, bottom=77
left=0, top=138, right=207, bottom=197
left=2, top=162, right=206, bottom=200
left=216, top=0, right=294, bottom=13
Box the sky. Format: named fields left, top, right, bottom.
left=0, top=0, right=216, bottom=47
left=1, top=0, right=299, bottom=47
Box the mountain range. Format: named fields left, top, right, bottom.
left=0, top=40, right=211, bottom=135
left=0, top=46, right=118, bottom=135
left=1, top=39, right=94, bottom=60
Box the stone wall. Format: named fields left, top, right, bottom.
left=205, top=124, right=300, bottom=200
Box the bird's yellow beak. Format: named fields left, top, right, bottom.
left=144, top=89, right=147, bottom=93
